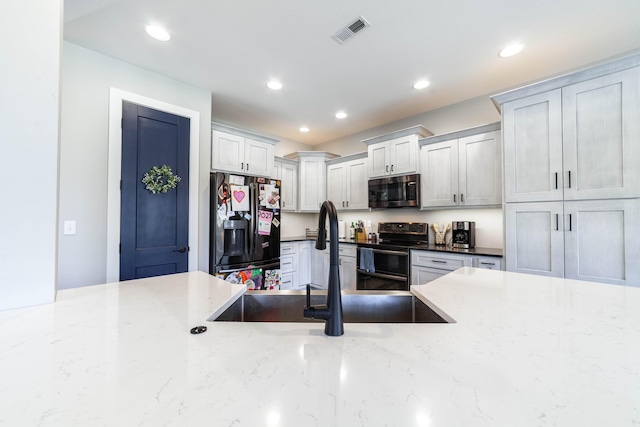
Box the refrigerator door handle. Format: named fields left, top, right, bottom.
left=249, top=181, right=257, bottom=256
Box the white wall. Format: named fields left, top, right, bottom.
left=0, top=1, right=62, bottom=310
left=58, top=42, right=212, bottom=289
left=316, top=95, right=500, bottom=156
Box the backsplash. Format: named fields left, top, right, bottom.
left=282, top=208, right=503, bottom=249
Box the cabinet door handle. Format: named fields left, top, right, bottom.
left=391, top=164, right=394, bottom=172
left=346, top=201, right=349, bottom=207
left=342, top=201, right=345, bottom=207
left=453, top=194, right=457, bottom=203
left=339, top=259, right=342, bottom=265
left=555, top=172, right=558, bottom=190
left=460, top=193, right=464, bottom=203
left=241, top=162, right=244, bottom=170
left=569, top=213, right=572, bottom=231
left=555, top=214, right=559, bottom=231
left=568, top=170, right=571, bottom=188
left=386, top=165, right=389, bottom=173
left=246, top=163, right=249, bottom=171
left=282, top=201, right=285, bottom=207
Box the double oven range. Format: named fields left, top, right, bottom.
left=356, top=222, right=428, bottom=291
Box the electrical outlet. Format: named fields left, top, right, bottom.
left=63, top=221, right=76, bottom=235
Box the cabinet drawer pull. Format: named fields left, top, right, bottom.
left=431, top=260, right=447, bottom=264
left=480, top=262, right=495, bottom=266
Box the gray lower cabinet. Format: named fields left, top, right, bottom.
left=564, top=199, right=640, bottom=285
left=505, top=199, right=640, bottom=285
left=308, top=243, right=357, bottom=290
left=338, top=244, right=357, bottom=290
left=280, top=241, right=312, bottom=290
left=504, top=202, right=565, bottom=278
left=411, top=250, right=502, bottom=285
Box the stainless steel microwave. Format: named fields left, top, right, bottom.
left=368, top=174, right=420, bottom=208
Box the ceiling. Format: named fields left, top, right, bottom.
left=63, top=0, right=640, bottom=145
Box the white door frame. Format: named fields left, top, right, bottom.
left=106, top=88, right=200, bottom=283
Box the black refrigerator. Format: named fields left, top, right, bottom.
left=209, top=172, right=281, bottom=289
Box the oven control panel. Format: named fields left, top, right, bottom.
left=378, top=222, right=427, bottom=234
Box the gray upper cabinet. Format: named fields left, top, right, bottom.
left=502, top=90, right=564, bottom=203
left=287, top=152, right=337, bottom=212
left=326, top=153, right=368, bottom=210
left=273, top=157, right=298, bottom=212
left=419, top=123, right=502, bottom=208
left=501, top=67, right=640, bottom=203
left=363, top=126, right=432, bottom=179
left=211, top=123, right=277, bottom=177
left=562, top=68, right=640, bottom=201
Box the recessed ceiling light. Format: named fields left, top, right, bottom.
left=145, top=25, right=171, bottom=42
left=413, top=80, right=430, bottom=90
left=299, top=126, right=309, bottom=133
left=266, top=80, right=283, bottom=91
left=499, top=43, right=524, bottom=58
left=335, top=111, right=347, bottom=119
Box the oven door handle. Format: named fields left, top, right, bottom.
left=357, top=269, right=407, bottom=281
left=362, top=248, right=408, bottom=256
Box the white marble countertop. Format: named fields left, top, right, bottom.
left=1, top=269, right=638, bottom=426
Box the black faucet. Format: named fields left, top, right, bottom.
left=303, top=200, right=344, bottom=336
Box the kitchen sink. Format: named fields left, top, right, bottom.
left=211, top=290, right=448, bottom=323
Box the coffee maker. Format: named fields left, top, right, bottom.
left=452, top=221, right=475, bottom=249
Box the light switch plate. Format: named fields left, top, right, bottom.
left=63, top=220, right=76, bottom=235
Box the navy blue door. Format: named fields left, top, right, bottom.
left=120, top=101, right=190, bottom=280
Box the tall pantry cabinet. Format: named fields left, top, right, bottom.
left=493, top=54, right=640, bottom=286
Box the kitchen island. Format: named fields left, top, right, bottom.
left=0, top=269, right=638, bottom=426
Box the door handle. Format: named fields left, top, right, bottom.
left=453, top=194, right=457, bottom=203
left=247, top=163, right=249, bottom=171
left=241, top=162, right=244, bottom=170
left=386, top=165, right=389, bottom=173
left=460, top=193, right=464, bottom=203
left=391, top=164, right=394, bottom=172
left=173, top=246, right=187, bottom=253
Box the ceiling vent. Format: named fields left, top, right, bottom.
left=333, top=16, right=370, bottom=44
